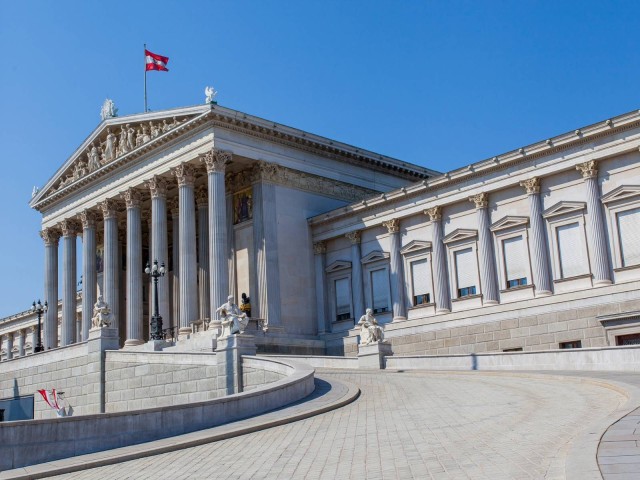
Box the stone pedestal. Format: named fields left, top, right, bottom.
left=87, top=327, right=120, bottom=353
left=86, top=327, right=120, bottom=413
left=215, top=334, right=257, bottom=396
left=144, top=339, right=171, bottom=351
left=357, top=341, right=393, bottom=369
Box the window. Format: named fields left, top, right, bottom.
left=559, top=340, right=582, bottom=349
left=455, top=248, right=476, bottom=298
left=503, top=347, right=523, bottom=352
left=617, top=207, right=640, bottom=267
left=556, top=222, right=588, bottom=278
left=370, top=268, right=389, bottom=313
left=616, top=334, right=640, bottom=346
left=503, top=236, right=528, bottom=288
left=410, top=258, right=431, bottom=306
left=334, top=278, right=351, bottom=321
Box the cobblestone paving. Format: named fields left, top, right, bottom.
left=53, top=371, right=625, bottom=480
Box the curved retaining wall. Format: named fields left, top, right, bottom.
left=261, top=354, right=359, bottom=369
left=0, top=356, right=314, bottom=471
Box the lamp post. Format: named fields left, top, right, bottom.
left=32, top=300, right=47, bottom=353
left=145, top=259, right=166, bottom=340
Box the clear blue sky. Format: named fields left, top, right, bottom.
left=0, top=0, right=638, bottom=317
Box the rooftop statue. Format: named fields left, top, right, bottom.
left=100, top=98, right=118, bottom=121
left=205, top=86, right=218, bottom=104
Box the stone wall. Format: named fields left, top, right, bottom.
left=104, top=351, right=220, bottom=412
left=0, top=342, right=101, bottom=419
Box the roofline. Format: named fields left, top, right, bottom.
left=309, top=107, right=640, bottom=225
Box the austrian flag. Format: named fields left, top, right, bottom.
left=145, top=49, right=169, bottom=72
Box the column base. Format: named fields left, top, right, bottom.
left=357, top=341, right=393, bottom=369
left=534, top=289, right=553, bottom=297
left=594, top=279, right=613, bottom=286
left=391, top=316, right=407, bottom=323
left=436, top=308, right=451, bottom=314
left=123, top=339, right=145, bottom=347
left=483, top=299, right=499, bottom=306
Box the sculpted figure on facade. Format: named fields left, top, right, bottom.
left=358, top=308, right=384, bottom=346
left=91, top=295, right=112, bottom=328
left=104, top=128, right=117, bottom=163
left=141, top=124, right=151, bottom=144
left=73, top=159, right=87, bottom=180
left=150, top=121, right=160, bottom=139
left=126, top=124, right=136, bottom=151
left=162, top=119, right=171, bottom=133
left=100, top=99, right=117, bottom=121
left=88, top=143, right=101, bottom=172
left=205, top=86, right=217, bottom=104
left=216, top=295, right=249, bottom=339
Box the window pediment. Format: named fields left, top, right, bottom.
left=601, top=185, right=640, bottom=204
left=490, top=216, right=529, bottom=232
left=325, top=260, right=352, bottom=273
left=542, top=201, right=586, bottom=219
left=361, top=250, right=390, bottom=264
left=442, top=228, right=478, bottom=245
left=400, top=240, right=432, bottom=255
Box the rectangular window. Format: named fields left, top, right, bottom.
left=371, top=268, right=389, bottom=314
left=556, top=222, right=587, bottom=278
left=617, top=208, right=640, bottom=267
left=503, top=347, right=523, bottom=352
left=559, top=340, right=582, bottom=349
left=503, top=236, right=528, bottom=288
left=455, top=248, right=476, bottom=298
left=410, top=258, right=431, bottom=306
left=616, top=334, right=640, bottom=346
left=334, top=278, right=351, bottom=321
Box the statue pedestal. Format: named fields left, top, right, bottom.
left=86, top=327, right=120, bottom=413
left=357, top=341, right=392, bottom=369
left=87, top=327, right=120, bottom=353
left=215, top=334, right=257, bottom=396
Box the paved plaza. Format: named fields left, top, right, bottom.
left=43, top=370, right=638, bottom=480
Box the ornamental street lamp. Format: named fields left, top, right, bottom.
left=145, top=259, right=166, bottom=340
left=32, top=300, right=47, bottom=353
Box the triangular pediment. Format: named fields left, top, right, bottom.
left=490, top=215, right=529, bottom=232
left=442, top=228, right=478, bottom=244
left=542, top=201, right=586, bottom=219
left=325, top=260, right=352, bottom=273
left=400, top=240, right=432, bottom=255
left=30, top=105, right=211, bottom=207
left=361, top=250, right=390, bottom=264
left=601, top=185, right=640, bottom=204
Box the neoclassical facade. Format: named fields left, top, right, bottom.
left=1, top=104, right=640, bottom=359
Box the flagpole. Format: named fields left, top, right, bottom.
left=144, top=43, right=148, bottom=112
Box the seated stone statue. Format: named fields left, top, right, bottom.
left=91, top=295, right=112, bottom=328
left=216, top=295, right=249, bottom=339
left=358, top=308, right=384, bottom=346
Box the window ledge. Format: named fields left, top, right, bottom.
left=409, top=302, right=435, bottom=310
left=500, top=284, right=534, bottom=294
left=553, top=273, right=592, bottom=284
left=451, top=293, right=483, bottom=303
left=614, top=264, right=640, bottom=273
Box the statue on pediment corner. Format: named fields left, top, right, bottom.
left=100, top=99, right=118, bottom=121
left=205, top=86, right=218, bottom=104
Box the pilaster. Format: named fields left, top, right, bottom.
left=313, top=241, right=328, bottom=334
left=346, top=231, right=365, bottom=320
left=468, top=193, right=499, bottom=304
left=425, top=206, right=451, bottom=312
left=382, top=218, right=406, bottom=320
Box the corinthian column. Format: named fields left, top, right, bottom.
left=576, top=161, right=612, bottom=285
left=40, top=227, right=60, bottom=349
left=196, top=186, right=210, bottom=322
left=170, top=198, right=180, bottom=329
left=61, top=219, right=79, bottom=346
left=382, top=218, right=407, bottom=320
left=469, top=193, right=499, bottom=304
left=100, top=199, right=120, bottom=335
left=346, top=231, right=365, bottom=318
left=124, top=188, right=144, bottom=346
left=18, top=330, right=26, bottom=357
left=425, top=207, right=451, bottom=313
left=80, top=210, right=97, bottom=341
left=520, top=178, right=552, bottom=295
left=201, top=149, right=230, bottom=322
left=173, top=163, right=198, bottom=334
left=147, top=176, right=171, bottom=328
left=314, top=242, right=328, bottom=334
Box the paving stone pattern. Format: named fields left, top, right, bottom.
left=52, top=371, right=624, bottom=480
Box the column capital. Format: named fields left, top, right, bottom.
left=122, top=188, right=143, bottom=209
left=79, top=210, right=97, bottom=229
left=251, top=160, right=282, bottom=183
left=345, top=230, right=361, bottom=244
left=99, top=199, right=120, bottom=219
left=424, top=206, right=442, bottom=221
left=196, top=186, right=208, bottom=207
left=520, top=177, right=541, bottom=195
left=146, top=175, right=169, bottom=198
left=382, top=218, right=400, bottom=234
left=200, top=148, right=231, bottom=173
left=172, top=163, right=196, bottom=187
left=576, top=160, right=598, bottom=179
left=168, top=197, right=180, bottom=216
left=60, top=219, right=80, bottom=237
left=468, top=192, right=489, bottom=209
left=313, top=241, right=327, bottom=255
left=40, top=227, right=61, bottom=246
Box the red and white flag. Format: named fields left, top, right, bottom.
left=145, top=49, right=169, bottom=72
left=37, top=388, right=66, bottom=416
